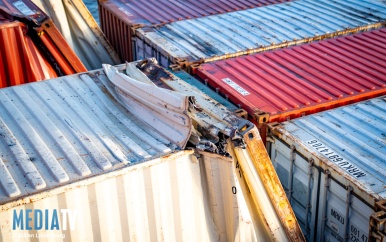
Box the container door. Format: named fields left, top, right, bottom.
left=270, top=138, right=320, bottom=241
left=317, top=173, right=373, bottom=242
left=135, top=37, right=146, bottom=61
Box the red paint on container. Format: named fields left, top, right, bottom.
left=195, top=28, right=386, bottom=141
left=98, top=0, right=291, bottom=62
left=0, top=0, right=86, bottom=88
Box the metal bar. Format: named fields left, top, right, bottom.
left=344, top=186, right=353, bottom=241
left=304, top=158, right=314, bottom=238
left=319, top=170, right=331, bottom=242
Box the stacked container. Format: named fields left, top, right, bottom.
left=98, top=0, right=292, bottom=62
left=195, top=28, right=386, bottom=142
left=267, top=96, right=386, bottom=242
left=0, top=0, right=86, bottom=88
left=127, top=0, right=386, bottom=68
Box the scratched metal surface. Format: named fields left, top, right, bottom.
left=0, top=65, right=180, bottom=205
left=136, top=0, right=386, bottom=64
left=276, top=97, right=386, bottom=197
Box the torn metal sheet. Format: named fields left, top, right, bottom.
left=32, top=0, right=121, bottom=70
left=125, top=59, right=305, bottom=241
left=103, top=64, right=192, bottom=148
left=126, top=59, right=250, bottom=144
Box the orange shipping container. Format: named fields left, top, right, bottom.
left=0, top=0, right=86, bottom=88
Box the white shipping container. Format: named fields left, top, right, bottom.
left=0, top=63, right=304, bottom=241
left=268, top=97, right=386, bottom=242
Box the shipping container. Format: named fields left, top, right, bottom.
left=0, top=0, right=87, bottom=88
left=98, top=0, right=292, bottom=62
left=32, top=0, right=121, bottom=70
left=0, top=62, right=304, bottom=241
left=267, top=96, right=386, bottom=242
left=134, top=0, right=386, bottom=69
left=195, top=28, right=386, bottom=143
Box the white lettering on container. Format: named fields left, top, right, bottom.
left=222, top=78, right=250, bottom=96
left=13, top=1, right=35, bottom=16
left=307, top=140, right=366, bottom=178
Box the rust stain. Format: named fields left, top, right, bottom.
left=244, top=127, right=306, bottom=242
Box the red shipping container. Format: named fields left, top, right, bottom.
left=195, top=28, right=386, bottom=141
left=98, top=0, right=291, bottom=63
left=0, top=0, right=86, bottom=88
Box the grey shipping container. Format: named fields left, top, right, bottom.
left=134, top=0, right=386, bottom=69
left=267, top=96, right=386, bottom=242
left=98, top=0, right=291, bottom=63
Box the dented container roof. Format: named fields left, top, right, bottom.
left=99, top=0, right=291, bottom=28
left=273, top=96, right=386, bottom=198
left=196, top=28, right=386, bottom=123
left=0, top=65, right=189, bottom=205
left=136, top=0, right=386, bottom=65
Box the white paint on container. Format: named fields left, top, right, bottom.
left=0, top=63, right=303, bottom=241
left=268, top=96, right=386, bottom=242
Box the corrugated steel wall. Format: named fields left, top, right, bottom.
left=269, top=96, right=386, bottom=241
left=98, top=0, right=292, bottom=62
left=0, top=18, right=58, bottom=87
left=196, top=28, right=386, bottom=126
left=0, top=0, right=87, bottom=88
left=276, top=97, right=386, bottom=194
left=0, top=67, right=176, bottom=204
left=0, top=151, right=274, bottom=242
left=32, top=0, right=121, bottom=70
left=135, top=0, right=386, bottom=67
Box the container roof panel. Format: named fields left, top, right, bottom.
left=0, top=65, right=188, bottom=205
left=136, top=0, right=386, bottom=64
left=196, top=28, right=386, bottom=122
left=99, top=0, right=292, bottom=27
left=275, top=96, right=386, bottom=197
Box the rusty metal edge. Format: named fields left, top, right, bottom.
left=243, top=127, right=306, bottom=242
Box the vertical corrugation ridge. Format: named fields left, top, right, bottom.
left=197, top=28, right=386, bottom=121
left=11, top=86, right=91, bottom=177
left=0, top=90, right=70, bottom=184
left=0, top=157, right=20, bottom=197
left=0, top=104, right=47, bottom=191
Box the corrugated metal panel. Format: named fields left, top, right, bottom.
left=268, top=96, right=386, bottom=241
left=0, top=65, right=182, bottom=205
left=196, top=28, right=386, bottom=141
left=0, top=62, right=305, bottom=241
left=32, top=0, right=121, bottom=70
left=135, top=0, right=386, bottom=68
left=0, top=18, right=58, bottom=87
left=126, top=59, right=305, bottom=241
left=0, top=0, right=87, bottom=88
left=0, top=151, right=274, bottom=242
left=98, top=0, right=292, bottom=62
